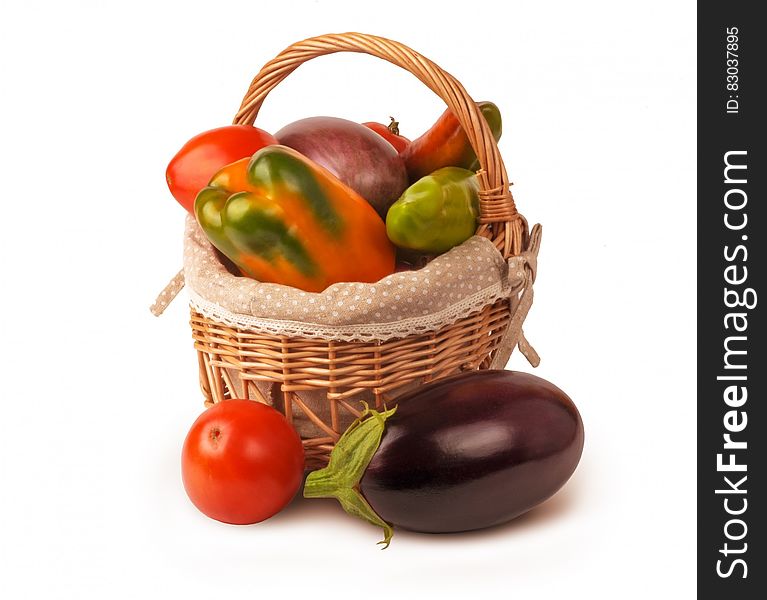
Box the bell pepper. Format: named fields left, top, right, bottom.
left=195, top=145, right=395, bottom=292
left=401, top=101, right=502, bottom=182
left=385, top=167, right=479, bottom=254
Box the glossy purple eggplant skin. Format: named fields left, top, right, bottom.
left=359, top=370, right=584, bottom=534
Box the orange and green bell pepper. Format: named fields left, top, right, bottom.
left=195, top=145, right=395, bottom=292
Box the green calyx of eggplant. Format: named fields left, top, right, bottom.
left=303, top=405, right=397, bottom=548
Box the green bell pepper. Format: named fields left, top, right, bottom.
left=385, top=167, right=479, bottom=254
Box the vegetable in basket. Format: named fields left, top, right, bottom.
left=402, top=101, right=502, bottom=182
left=166, top=125, right=277, bottom=214
left=386, top=167, right=480, bottom=253
left=276, top=116, right=409, bottom=219
left=304, top=370, right=584, bottom=547
left=363, top=117, right=410, bottom=153
left=195, top=145, right=395, bottom=292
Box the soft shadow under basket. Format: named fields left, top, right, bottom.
left=153, top=33, right=542, bottom=469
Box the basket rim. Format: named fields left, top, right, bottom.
left=183, top=215, right=515, bottom=342
left=187, top=281, right=511, bottom=343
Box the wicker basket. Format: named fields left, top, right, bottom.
left=154, top=33, right=540, bottom=469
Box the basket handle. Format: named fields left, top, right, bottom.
left=233, top=32, right=526, bottom=258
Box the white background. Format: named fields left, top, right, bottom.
left=0, top=1, right=696, bottom=598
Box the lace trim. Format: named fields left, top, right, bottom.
left=188, top=281, right=510, bottom=342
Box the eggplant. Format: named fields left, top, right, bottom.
left=304, top=370, right=584, bottom=546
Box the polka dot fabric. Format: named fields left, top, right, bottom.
left=183, top=216, right=514, bottom=342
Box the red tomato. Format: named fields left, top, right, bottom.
left=363, top=120, right=410, bottom=153
left=181, top=399, right=304, bottom=525
left=166, top=125, right=277, bottom=214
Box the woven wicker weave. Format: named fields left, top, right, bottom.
left=183, top=33, right=533, bottom=469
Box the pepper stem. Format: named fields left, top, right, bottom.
left=304, top=405, right=397, bottom=548
left=388, top=116, right=400, bottom=136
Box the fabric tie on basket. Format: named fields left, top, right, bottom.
left=151, top=216, right=541, bottom=366
left=149, top=270, right=185, bottom=317
left=489, top=223, right=541, bottom=369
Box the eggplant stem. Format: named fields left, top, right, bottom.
left=304, top=406, right=397, bottom=547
